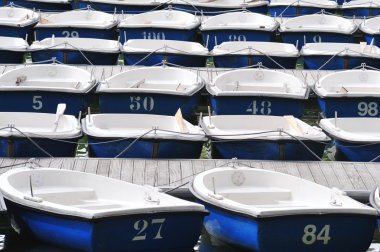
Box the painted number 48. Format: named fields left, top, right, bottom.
left=302, top=224, right=331, bottom=245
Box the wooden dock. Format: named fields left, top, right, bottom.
left=1, top=158, right=380, bottom=212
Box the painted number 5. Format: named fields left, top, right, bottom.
left=302, top=224, right=330, bottom=245
left=132, top=218, right=166, bottom=241
left=32, top=96, right=43, bottom=110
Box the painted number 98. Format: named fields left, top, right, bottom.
left=302, top=224, right=330, bottom=245
left=358, top=102, right=378, bottom=116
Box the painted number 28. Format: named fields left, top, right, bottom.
left=302, top=224, right=331, bottom=245
left=132, top=218, right=166, bottom=241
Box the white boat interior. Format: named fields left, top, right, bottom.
left=342, top=0, right=380, bottom=9
left=201, top=115, right=328, bottom=141
left=0, top=36, right=28, bottom=51
left=0, top=168, right=206, bottom=219
left=30, top=37, right=121, bottom=53
left=319, top=118, right=380, bottom=142
left=279, top=14, right=358, bottom=34
left=122, top=39, right=209, bottom=55
left=191, top=167, right=377, bottom=217
left=83, top=113, right=207, bottom=141
left=200, top=12, right=278, bottom=31
left=208, top=69, right=307, bottom=99
left=35, top=10, right=118, bottom=29
left=360, top=16, right=380, bottom=35
left=172, top=0, right=268, bottom=8
left=76, top=0, right=163, bottom=6
left=301, top=42, right=380, bottom=57
left=0, top=110, right=81, bottom=138
left=0, top=6, right=39, bottom=27
left=0, top=65, right=96, bottom=93
left=211, top=41, right=299, bottom=57
left=21, top=0, right=71, bottom=3
left=98, top=66, right=204, bottom=96
left=269, top=0, right=337, bottom=8
left=314, top=69, right=380, bottom=98
left=119, top=10, right=200, bottom=29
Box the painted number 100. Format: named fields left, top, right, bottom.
left=132, top=218, right=166, bottom=241
left=246, top=100, right=271, bottom=115
left=302, top=224, right=331, bottom=245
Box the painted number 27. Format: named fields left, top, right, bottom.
left=132, top=218, right=166, bottom=241
left=302, top=224, right=331, bottom=245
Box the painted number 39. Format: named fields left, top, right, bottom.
left=132, top=218, right=166, bottom=241
left=302, top=224, right=331, bottom=245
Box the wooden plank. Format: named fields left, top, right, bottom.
left=249, top=161, right=264, bottom=169
left=97, top=159, right=111, bottom=177
left=60, top=158, right=76, bottom=170
left=307, top=162, right=329, bottom=187
left=365, top=163, right=380, bottom=186
left=192, top=159, right=205, bottom=176
left=36, top=158, right=52, bottom=167
left=132, top=160, right=145, bottom=185
left=145, top=160, right=158, bottom=187
left=261, top=161, right=276, bottom=171
left=202, top=159, right=216, bottom=172
left=49, top=158, right=64, bottom=168
left=120, top=159, right=134, bottom=183
left=318, top=162, right=342, bottom=188
left=72, top=158, right=87, bottom=172
left=326, top=162, right=354, bottom=190
left=84, top=158, right=99, bottom=174
left=12, top=158, right=30, bottom=168
left=341, top=162, right=367, bottom=190
left=273, top=161, right=301, bottom=177
left=168, top=160, right=182, bottom=187
left=0, top=159, right=16, bottom=174
left=157, top=160, right=169, bottom=187
left=109, top=159, right=122, bottom=180
left=180, top=160, right=194, bottom=184
left=295, top=162, right=315, bottom=183
left=353, top=163, right=377, bottom=190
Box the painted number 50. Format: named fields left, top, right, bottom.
left=302, top=224, right=330, bottom=245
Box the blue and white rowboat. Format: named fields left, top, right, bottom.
left=0, top=6, right=39, bottom=39
left=319, top=117, right=380, bottom=162
left=0, top=105, right=81, bottom=157
left=34, top=10, right=118, bottom=40
left=208, top=68, right=308, bottom=117
left=0, top=167, right=207, bottom=252
left=30, top=37, right=120, bottom=65
left=360, top=16, right=380, bottom=47
left=314, top=69, right=380, bottom=118
left=74, top=0, right=165, bottom=14
left=301, top=42, right=380, bottom=70
left=118, top=10, right=200, bottom=44
left=122, top=39, right=209, bottom=67
left=83, top=113, right=207, bottom=158
left=0, top=64, right=97, bottom=115
left=279, top=14, right=358, bottom=49
left=0, top=36, right=28, bottom=64
left=342, top=0, right=380, bottom=17
left=211, top=41, right=299, bottom=69
left=3, top=0, right=72, bottom=11
left=97, top=66, right=204, bottom=118
left=190, top=166, right=377, bottom=251
left=201, top=115, right=329, bottom=160
left=269, top=0, right=338, bottom=17
left=171, top=0, right=268, bottom=15
left=200, top=12, right=278, bottom=50
left=369, top=186, right=380, bottom=231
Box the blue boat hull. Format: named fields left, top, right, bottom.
left=88, top=137, right=205, bottom=158
left=0, top=23, right=36, bottom=39
left=0, top=50, right=25, bottom=64
left=197, top=201, right=376, bottom=252
left=4, top=0, right=72, bottom=11
left=4, top=199, right=206, bottom=252
left=0, top=137, right=79, bottom=157
left=334, top=139, right=380, bottom=162
left=34, top=27, right=117, bottom=40
left=342, top=8, right=380, bottom=17
left=364, top=34, right=380, bottom=47
left=98, top=92, right=201, bottom=118
left=317, top=97, right=380, bottom=118
left=171, top=4, right=268, bottom=15
left=123, top=53, right=207, bottom=67
left=201, top=30, right=275, bottom=51
left=75, top=1, right=162, bottom=13
left=210, top=96, right=305, bottom=118
left=213, top=55, right=298, bottom=69
left=269, top=6, right=335, bottom=17
left=0, top=91, right=92, bottom=116
left=281, top=32, right=355, bottom=49
left=211, top=139, right=327, bottom=160
left=31, top=50, right=119, bottom=65
left=304, top=55, right=379, bottom=70
left=119, top=28, right=198, bottom=44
